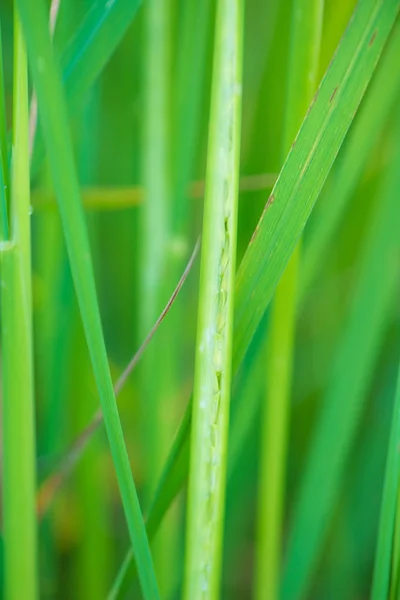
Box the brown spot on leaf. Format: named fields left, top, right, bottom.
left=330, top=87, right=338, bottom=102
left=250, top=226, right=259, bottom=244
left=249, top=195, right=275, bottom=243
left=369, top=31, right=377, bottom=46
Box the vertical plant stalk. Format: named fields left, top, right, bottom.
left=1, top=14, right=38, bottom=600
left=183, top=0, right=243, bottom=597
left=254, top=2, right=323, bottom=598
left=140, top=0, right=176, bottom=592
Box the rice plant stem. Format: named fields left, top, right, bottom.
left=1, top=13, right=38, bottom=600
left=183, top=0, right=244, bottom=596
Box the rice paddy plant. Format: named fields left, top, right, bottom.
left=0, top=0, right=399, bottom=598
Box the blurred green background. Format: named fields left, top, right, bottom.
left=0, top=0, right=399, bottom=598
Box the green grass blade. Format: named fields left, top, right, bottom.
left=183, top=0, right=244, bottom=595
left=1, top=14, right=38, bottom=599
left=283, top=117, right=400, bottom=600
left=30, top=0, right=142, bottom=175
left=300, top=19, right=400, bottom=301
left=15, top=0, right=159, bottom=597
left=373, top=366, right=400, bottom=599
left=254, top=1, right=323, bottom=597
left=110, top=0, right=400, bottom=590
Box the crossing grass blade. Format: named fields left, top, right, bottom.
left=30, top=0, right=142, bottom=176
left=109, top=0, right=400, bottom=593
left=282, top=114, right=400, bottom=600
left=15, top=0, right=159, bottom=597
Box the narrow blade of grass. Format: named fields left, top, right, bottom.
left=31, top=0, right=142, bottom=175
left=111, top=0, right=400, bottom=590
left=183, top=0, right=244, bottom=595
left=283, top=116, right=400, bottom=600
left=15, top=0, right=159, bottom=597
left=1, top=14, right=37, bottom=599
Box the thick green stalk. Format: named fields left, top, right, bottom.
left=1, top=15, right=38, bottom=600
left=254, top=2, right=323, bottom=598
left=183, top=0, right=243, bottom=597
left=15, top=0, right=159, bottom=597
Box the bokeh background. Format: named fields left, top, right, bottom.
left=0, top=0, right=399, bottom=598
